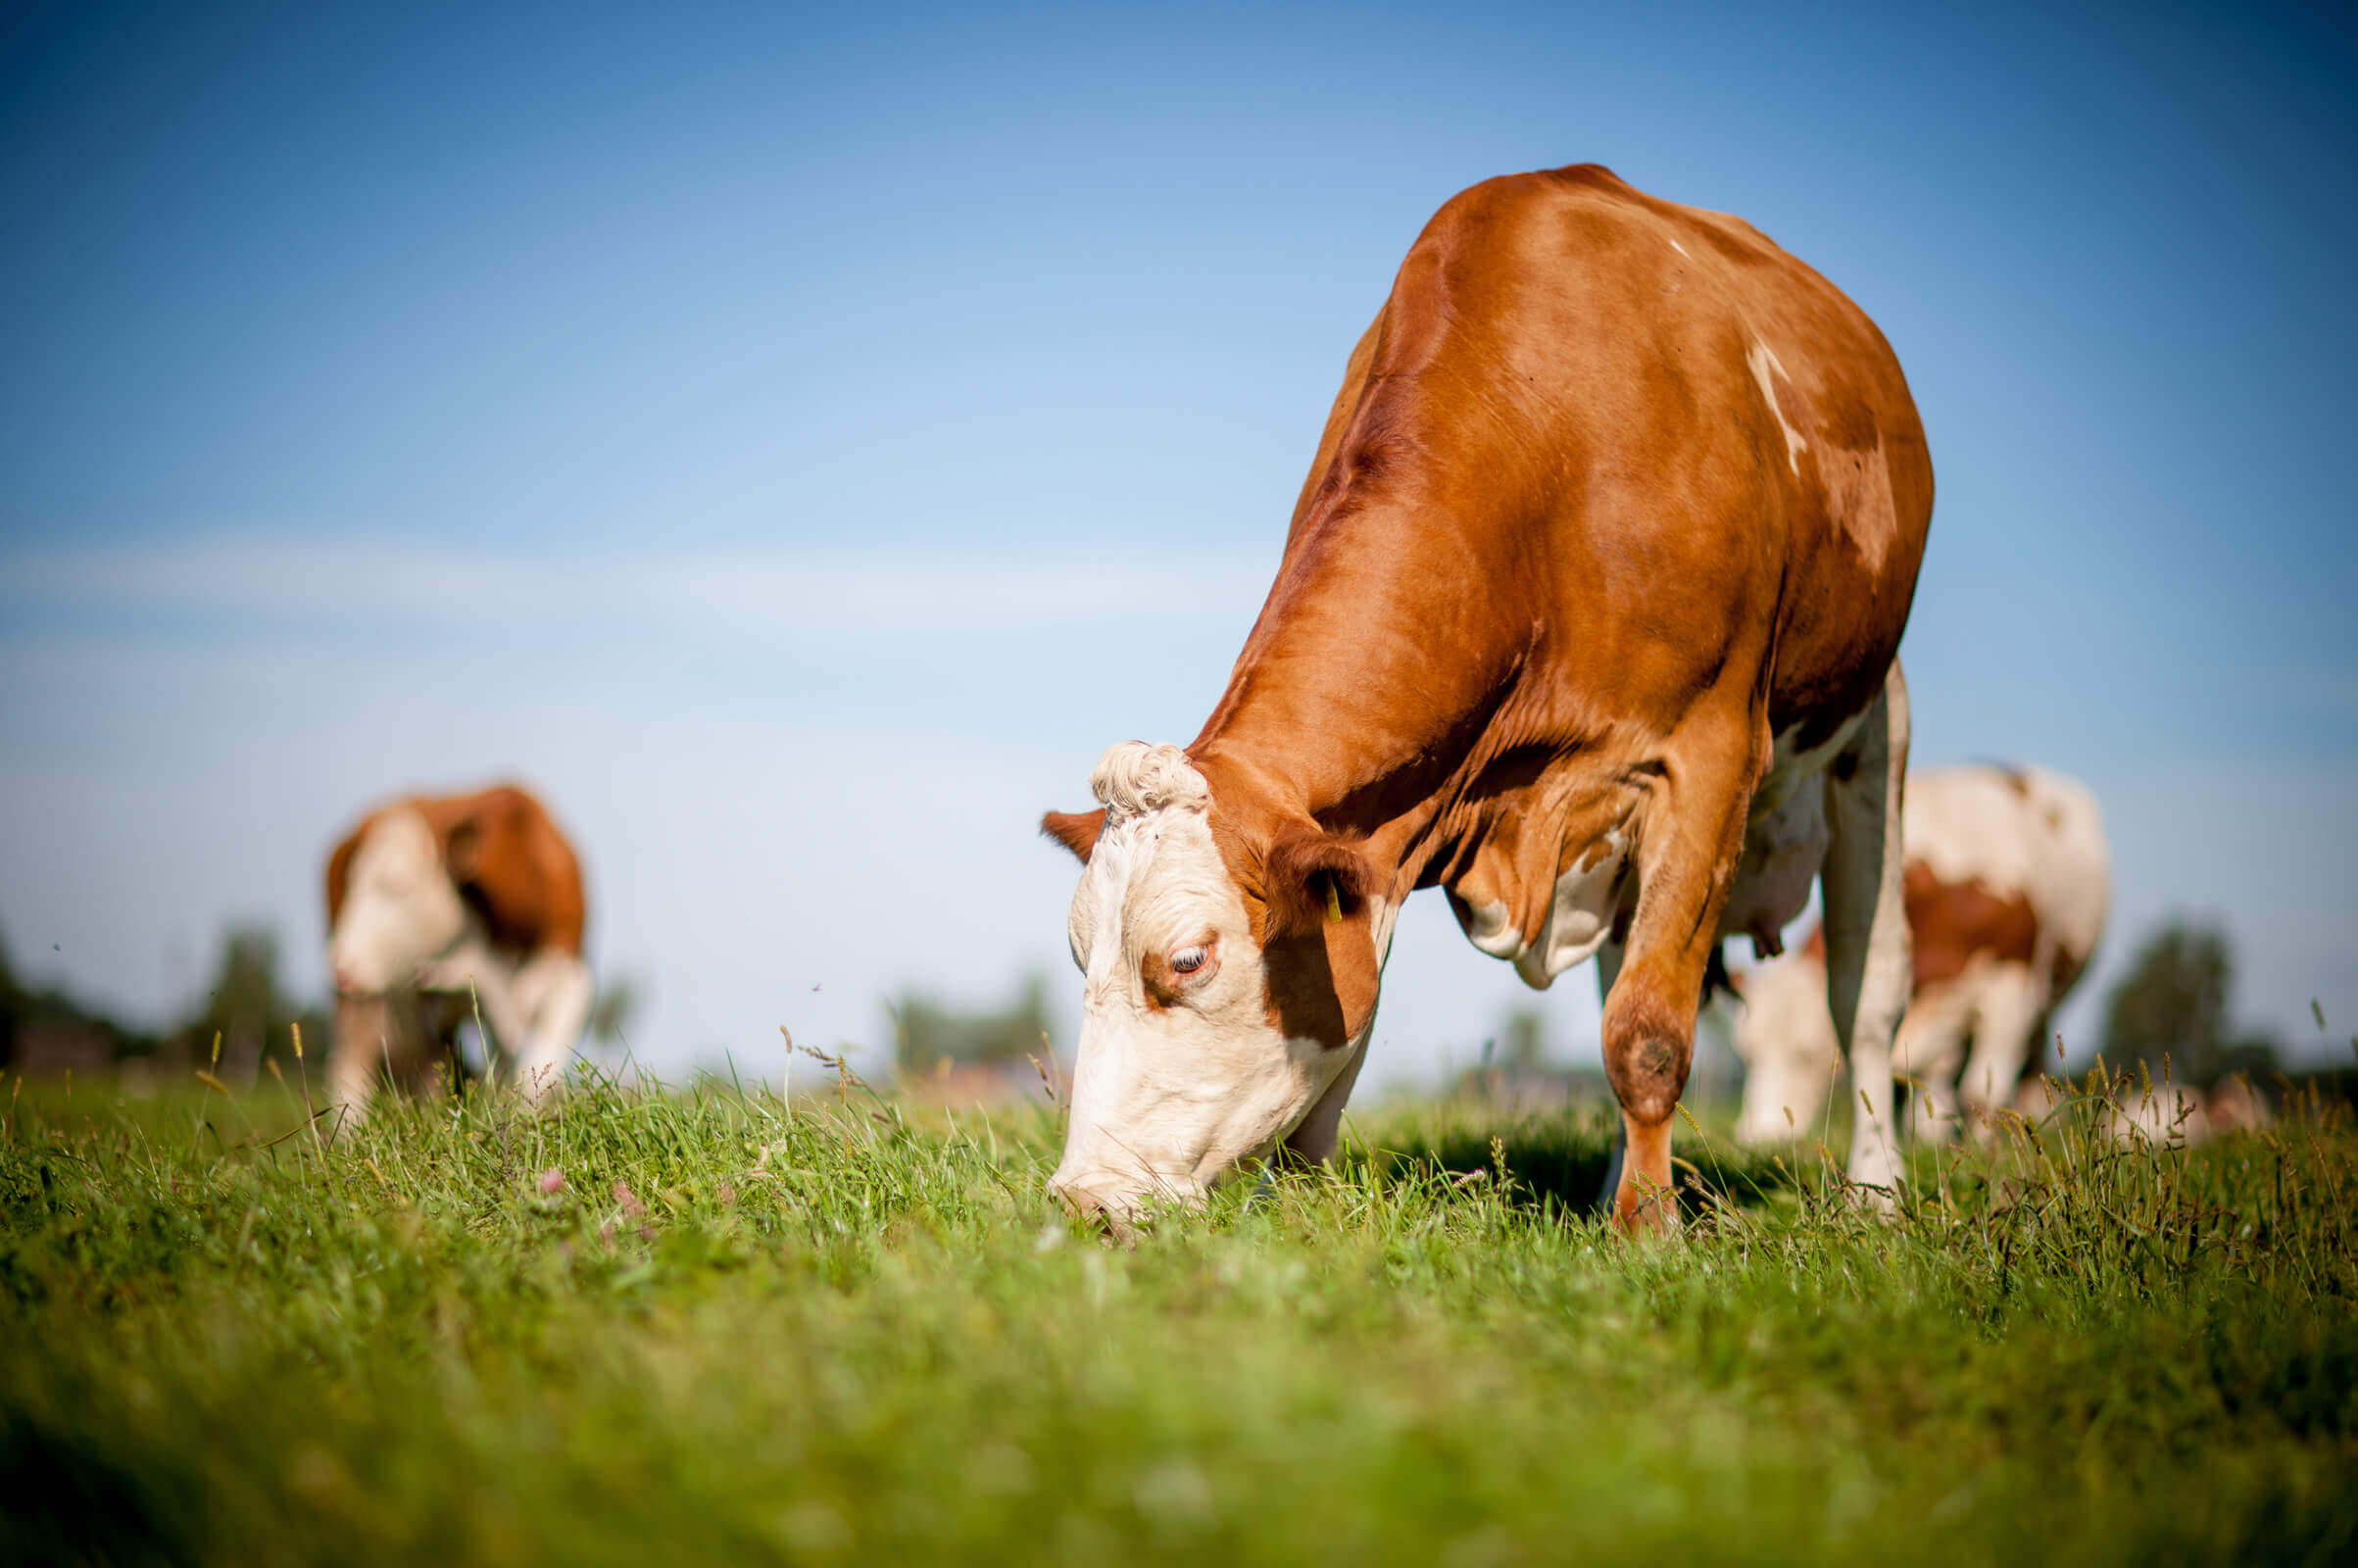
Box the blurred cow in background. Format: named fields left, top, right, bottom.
left=325, top=783, right=592, bottom=1116
left=1732, top=762, right=2110, bottom=1144
left=2015, top=1071, right=2273, bottom=1147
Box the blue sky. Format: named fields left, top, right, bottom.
left=3, top=1, right=2352, bottom=1085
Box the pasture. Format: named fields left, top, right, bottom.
left=2, top=1065, right=2353, bottom=1565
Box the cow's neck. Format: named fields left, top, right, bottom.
left=1186, top=505, right=1533, bottom=896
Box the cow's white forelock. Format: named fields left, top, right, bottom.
left=1090, top=740, right=1211, bottom=822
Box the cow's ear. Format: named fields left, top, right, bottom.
left=1261, top=822, right=1381, bottom=1048
left=443, top=814, right=483, bottom=880
left=1261, top=823, right=1375, bottom=938
left=1041, top=808, right=1105, bottom=865
left=325, top=821, right=367, bottom=928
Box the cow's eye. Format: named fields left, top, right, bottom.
left=1171, top=946, right=1208, bottom=975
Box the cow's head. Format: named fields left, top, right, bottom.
left=1727, top=954, right=1841, bottom=1144
left=1041, top=742, right=1385, bottom=1228
left=326, top=807, right=472, bottom=996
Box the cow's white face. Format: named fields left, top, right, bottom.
left=329, top=808, right=468, bottom=995
left=1044, top=743, right=1380, bottom=1228
left=1729, top=954, right=1841, bottom=1144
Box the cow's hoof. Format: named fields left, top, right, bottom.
left=1842, top=1162, right=1902, bottom=1214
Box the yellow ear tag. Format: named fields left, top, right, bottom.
left=1325, top=879, right=1345, bottom=925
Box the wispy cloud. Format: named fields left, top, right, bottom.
left=2, top=534, right=1279, bottom=634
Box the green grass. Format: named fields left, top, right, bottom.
left=1, top=1065, right=2353, bottom=1566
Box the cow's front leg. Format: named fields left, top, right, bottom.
left=1821, top=662, right=1912, bottom=1200
left=1602, top=713, right=1757, bottom=1238
left=508, top=952, right=594, bottom=1106
left=328, top=994, right=391, bottom=1122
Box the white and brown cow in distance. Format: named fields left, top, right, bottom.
left=1731, top=762, right=2111, bottom=1144
left=324, top=783, right=592, bottom=1115
left=1040, top=164, right=1934, bottom=1235
left=2014, top=1070, right=2273, bottom=1147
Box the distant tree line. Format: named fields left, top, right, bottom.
left=2096, top=918, right=2280, bottom=1087
left=2, top=928, right=145, bottom=1067
left=0, top=911, right=2311, bottom=1098
left=1, top=923, right=634, bottom=1079
left=889, top=976, right=1052, bottom=1076
left=0, top=922, right=323, bottom=1079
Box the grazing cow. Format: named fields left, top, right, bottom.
left=324, top=783, right=592, bottom=1114
left=1731, top=762, right=2111, bottom=1143
left=1040, top=166, right=1933, bottom=1233
left=2014, top=1072, right=2271, bottom=1146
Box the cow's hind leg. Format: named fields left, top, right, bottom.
left=1820, top=662, right=1913, bottom=1199
left=1893, top=983, right=1973, bottom=1143
left=1601, top=712, right=1757, bottom=1237
left=417, top=994, right=473, bottom=1100
left=1955, top=963, right=2047, bottom=1140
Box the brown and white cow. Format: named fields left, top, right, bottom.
left=1731, top=762, right=2111, bottom=1143
left=324, top=783, right=592, bottom=1115
left=1039, top=166, right=1934, bottom=1234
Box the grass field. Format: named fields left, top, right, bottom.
left=2, top=1061, right=2353, bottom=1566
